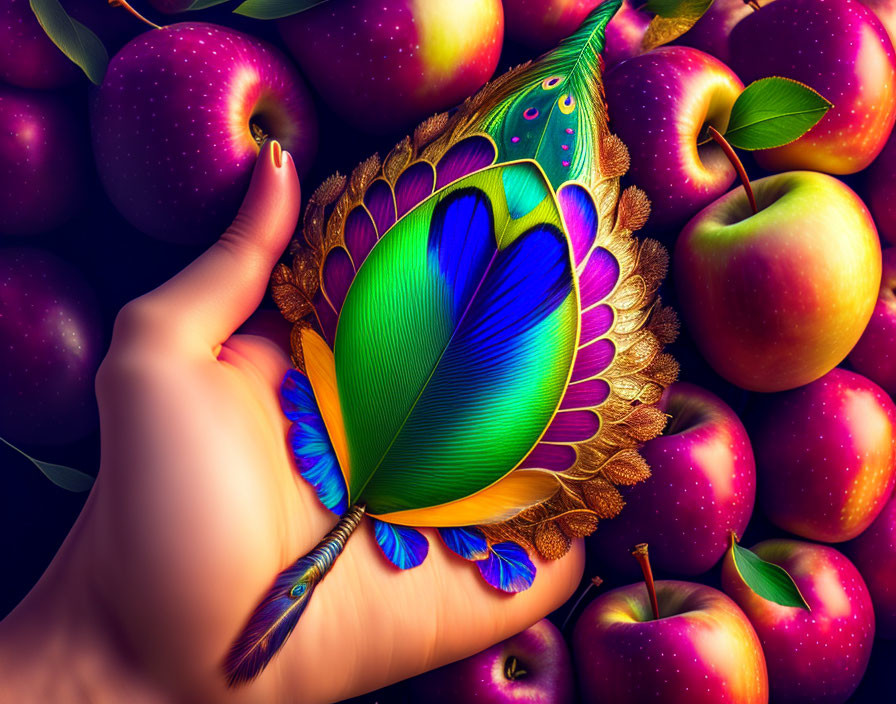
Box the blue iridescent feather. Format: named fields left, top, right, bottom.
left=280, top=370, right=347, bottom=514
left=438, top=527, right=489, bottom=561
left=372, top=520, right=429, bottom=569
left=477, top=542, right=536, bottom=593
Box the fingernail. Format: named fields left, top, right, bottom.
left=270, top=139, right=282, bottom=168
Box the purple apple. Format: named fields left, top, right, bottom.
left=751, top=368, right=896, bottom=543
left=0, top=86, right=87, bottom=236
left=403, top=619, right=575, bottom=704
left=573, top=570, right=768, bottom=703
left=849, top=248, right=896, bottom=394
left=729, top=0, right=896, bottom=174
left=675, top=0, right=761, bottom=64
left=0, top=0, right=137, bottom=89
left=278, top=0, right=503, bottom=134
left=605, top=46, right=743, bottom=227
left=602, top=0, right=650, bottom=67
left=866, top=130, right=896, bottom=245
left=588, top=382, right=755, bottom=577
left=674, top=171, right=881, bottom=392
left=0, top=248, right=102, bottom=446
left=504, top=0, right=602, bottom=50
left=722, top=539, right=875, bottom=704
left=91, top=22, right=317, bottom=245
left=846, top=489, right=896, bottom=639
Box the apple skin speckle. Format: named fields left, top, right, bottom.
left=90, top=22, right=318, bottom=245
left=722, top=540, right=875, bottom=704
left=278, top=0, right=503, bottom=134
left=730, top=0, right=896, bottom=174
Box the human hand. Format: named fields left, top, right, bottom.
left=0, top=141, right=583, bottom=704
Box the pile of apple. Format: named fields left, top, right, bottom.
left=2, top=0, right=896, bottom=703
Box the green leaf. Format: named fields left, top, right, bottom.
left=29, top=0, right=108, bottom=85
left=641, top=0, right=714, bottom=51
left=234, top=0, right=332, bottom=19
left=724, top=77, right=833, bottom=151
left=188, top=0, right=234, bottom=9
left=1, top=437, right=94, bottom=493
left=729, top=536, right=811, bottom=610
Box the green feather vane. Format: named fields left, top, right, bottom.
left=228, top=0, right=679, bottom=685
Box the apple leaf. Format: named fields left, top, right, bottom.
left=29, top=0, right=108, bottom=85
left=233, top=0, right=332, bottom=19
left=1, top=436, right=94, bottom=493
left=724, top=77, right=833, bottom=151
left=729, top=537, right=810, bottom=610
left=641, top=0, right=714, bottom=52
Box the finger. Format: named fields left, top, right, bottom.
left=141, top=140, right=301, bottom=349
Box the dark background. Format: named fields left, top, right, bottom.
left=0, top=4, right=892, bottom=702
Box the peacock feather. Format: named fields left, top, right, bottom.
left=226, top=0, right=679, bottom=685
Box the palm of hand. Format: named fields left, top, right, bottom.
left=33, top=144, right=583, bottom=704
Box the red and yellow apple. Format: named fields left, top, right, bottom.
left=849, top=247, right=896, bottom=394
left=674, top=171, right=880, bottom=392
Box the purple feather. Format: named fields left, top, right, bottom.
left=434, top=135, right=497, bottom=190
left=520, top=443, right=577, bottom=472
left=395, top=161, right=435, bottom=218
left=477, top=542, right=536, bottom=593
left=439, top=526, right=489, bottom=561
left=344, top=206, right=378, bottom=269
left=557, top=182, right=598, bottom=267
left=560, top=378, right=611, bottom=409
left=581, top=303, right=614, bottom=343
left=321, top=247, right=354, bottom=314
left=578, top=247, right=620, bottom=307
left=571, top=339, right=616, bottom=382
left=364, top=178, right=397, bottom=234
left=543, top=409, right=601, bottom=443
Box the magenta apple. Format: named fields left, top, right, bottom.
left=722, top=539, right=875, bottom=704
left=849, top=248, right=896, bottom=394
left=676, top=0, right=759, bottom=64
left=846, top=489, right=896, bottom=639
left=279, top=0, right=503, bottom=134
left=573, top=572, right=768, bottom=703
left=0, top=249, right=103, bottom=446
left=674, top=171, right=880, bottom=392
left=404, top=619, right=575, bottom=704
left=588, top=382, right=755, bottom=577
left=605, top=46, right=743, bottom=227
left=91, top=22, right=317, bottom=245
left=602, top=0, right=650, bottom=67
left=729, top=0, right=896, bottom=174
left=860, top=0, right=896, bottom=46
left=751, top=368, right=896, bottom=543
left=504, top=0, right=601, bottom=50
left=1, top=85, right=87, bottom=236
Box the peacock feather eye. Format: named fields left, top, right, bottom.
left=542, top=75, right=563, bottom=90
left=558, top=93, right=576, bottom=115
left=523, top=107, right=540, bottom=120
left=290, top=583, right=306, bottom=598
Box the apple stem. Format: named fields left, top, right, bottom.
left=707, top=125, right=758, bottom=215
left=108, top=0, right=162, bottom=30
left=632, top=543, right=660, bottom=621
left=559, top=575, right=603, bottom=633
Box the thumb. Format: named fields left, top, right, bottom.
left=142, top=140, right=301, bottom=349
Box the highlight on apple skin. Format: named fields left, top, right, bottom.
left=278, top=0, right=504, bottom=134
left=572, top=579, right=768, bottom=704
left=722, top=539, right=875, bottom=704
left=587, top=382, right=756, bottom=577
left=729, top=0, right=896, bottom=174
left=604, top=46, right=743, bottom=227
left=0, top=85, right=87, bottom=236
left=90, top=22, right=318, bottom=245
left=504, top=0, right=602, bottom=51
left=750, top=368, right=896, bottom=543
left=674, top=171, right=881, bottom=392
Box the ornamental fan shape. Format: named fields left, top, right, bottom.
left=226, top=0, right=678, bottom=685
